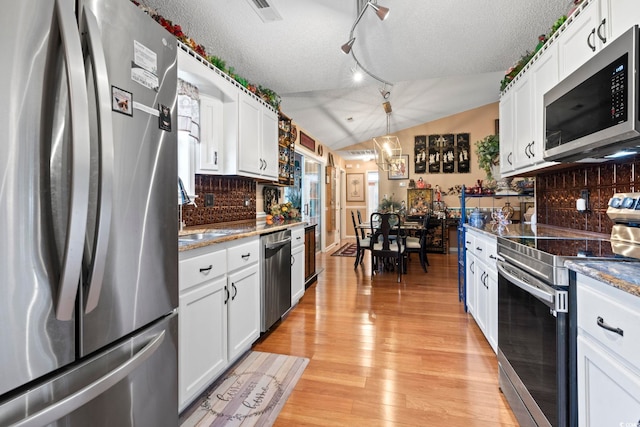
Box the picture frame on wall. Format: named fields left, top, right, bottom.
left=346, top=173, right=365, bottom=202
left=414, top=135, right=427, bottom=174
left=388, top=155, right=409, bottom=180
left=300, top=131, right=315, bottom=151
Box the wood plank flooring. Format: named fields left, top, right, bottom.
left=253, top=243, right=518, bottom=426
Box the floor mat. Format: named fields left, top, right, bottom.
left=181, top=351, right=309, bottom=427
left=331, top=243, right=357, bottom=257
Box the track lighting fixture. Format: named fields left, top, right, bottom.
left=368, top=2, right=389, bottom=21
left=340, top=1, right=393, bottom=88
left=341, top=37, right=356, bottom=54
left=379, top=84, right=390, bottom=99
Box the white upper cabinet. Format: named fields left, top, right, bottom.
left=236, top=94, right=278, bottom=180
left=557, top=0, right=606, bottom=79
left=177, top=44, right=278, bottom=182
left=499, top=0, right=637, bottom=178
left=601, top=0, right=640, bottom=45
left=529, top=42, right=559, bottom=168
left=499, top=90, right=515, bottom=176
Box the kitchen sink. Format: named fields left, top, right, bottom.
left=178, top=231, right=228, bottom=243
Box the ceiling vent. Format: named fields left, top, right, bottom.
left=244, top=0, right=283, bottom=22
left=344, top=149, right=376, bottom=160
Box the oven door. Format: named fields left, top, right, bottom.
left=497, top=260, right=569, bottom=427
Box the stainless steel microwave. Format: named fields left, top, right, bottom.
left=544, top=25, right=640, bottom=162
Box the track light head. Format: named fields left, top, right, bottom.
left=341, top=38, right=355, bottom=54
left=368, top=2, right=390, bottom=21
left=379, top=86, right=390, bottom=99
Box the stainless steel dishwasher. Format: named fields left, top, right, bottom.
left=260, top=229, right=292, bottom=332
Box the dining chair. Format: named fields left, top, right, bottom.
left=351, top=211, right=370, bottom=268
left=404, top=214, right=430, bottom=273
left=369, top=212, right=406, bottom=283
left=356, top=210, right=369, bottom=240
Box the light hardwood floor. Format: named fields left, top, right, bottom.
left=253, top=243, right=518, bottom=426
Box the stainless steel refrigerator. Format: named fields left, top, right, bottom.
left=0, top=0, right=179, bottom=425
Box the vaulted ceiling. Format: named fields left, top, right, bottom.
left=140, top=0, right=568, bottom=158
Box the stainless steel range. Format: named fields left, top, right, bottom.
left=496, top=192, right=640, bottom=427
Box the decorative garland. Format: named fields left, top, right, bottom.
left=131, top=1, right=281, bottom=109
left=499, top=15, right=568, bottom=91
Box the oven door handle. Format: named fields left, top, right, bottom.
left=497, top=260, right=555, bottom=308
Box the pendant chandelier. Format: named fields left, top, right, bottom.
left=372, top=104, right=401, bottom=171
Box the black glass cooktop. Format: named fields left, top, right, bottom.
left=501, top=236, right=618, bottom=258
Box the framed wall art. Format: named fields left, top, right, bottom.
left=414, top=135, right=427, bottom=174
left=456, top=133, right=471, bottom=173
left=388, top=155, right=409, bottom=180
left=346, top=173, right=365, bottom=202
left=300, top=131, right=315, bottom=151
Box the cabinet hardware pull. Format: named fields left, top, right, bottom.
left=597, top=18, right=607, bottom=44
left=241, top=253, right=251, bottom=259
left=291, top=255, right=295, bottom=266
left=470, top=261, right=474, bottom=273
left=476, top=246, right=482, bottom=252
left=214, top=151, right=218, bottom=165
left=466, top=241, right=471, bottom=244
left=199, top=265, right=213, bottom=273
left=489, top=254, right=497, bottom=260
left=224, top=286, right=229, bottom=304
left=597, top=316, right=623, bottom=336
left=231, top=283, right=237, bottom=300
left=587, top=28, right=596, bottom=52
left=507, top=152, right=513, bottom=165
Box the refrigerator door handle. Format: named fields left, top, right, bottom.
left=54, top=0, right=91, bottom=321
left=81, top=6, right=114, bottom=314
left=11, top=331, right=165, bottom=427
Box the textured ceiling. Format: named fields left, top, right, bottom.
left=140, top=0, right=569, bottom=157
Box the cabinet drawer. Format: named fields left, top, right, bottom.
left=291, top=227, right=305, bottom=249
left=577, top=276, right=640, bottom=370
left=227, top=238, right=260, bottom=272
left=464, top=232, right=475, bottom=252
left=179, top=248, right=227, bottom=292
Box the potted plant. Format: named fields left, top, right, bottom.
left=475, top=134, right=500, bottom=180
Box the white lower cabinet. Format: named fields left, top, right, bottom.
left=179, top=276, right=227, bottom=411
left=291, top=226, right=305, bottom=306
left=227, top=263, right=260, bottom=362
left=576, top=273, right=640, bottom=426
left=464, top=228, right=497, bottom=353
left=178, top=236, right=261, bottom=411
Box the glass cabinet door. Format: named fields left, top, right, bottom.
left=304, top=158, right=321, bottom=253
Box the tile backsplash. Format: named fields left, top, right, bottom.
left=181, top=175, right=256, bottom=226
left=536, top=156, right=640, bottom=234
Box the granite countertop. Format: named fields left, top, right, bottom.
left=565, top=259, right=640, bottom=298
left=464, top=222, right=610, bottom=240
left=178, top=219, right=307, bottom=252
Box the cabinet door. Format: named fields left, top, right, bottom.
left=304, top=226, right=316, bottom=282
left=485, top=267, right=498, bottom=353
left=578, top=335, right=640, bottom=426
left=179, top=276, right=227, bottom=410
left=291, top=245, right=305, bottom=305
left=474, top=259, right=489, bottom=338
left=530, top=42, right=559, bottom=166
left=227, top=263, right=260, bottom=362
left=499, top=90, right=515, bottom=176
left=602, top=0, right=640, bottom=43
left=558, top=1, right=604, bottom=79
left=261, top=108, right=279, bottom=179
left=198, top=95, right=221, bottom=172
left=238, top=94, right=262, bottom=176
left=465, top=253, right=476, bottom=315
left=512, top=76, right=534, bottom=170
